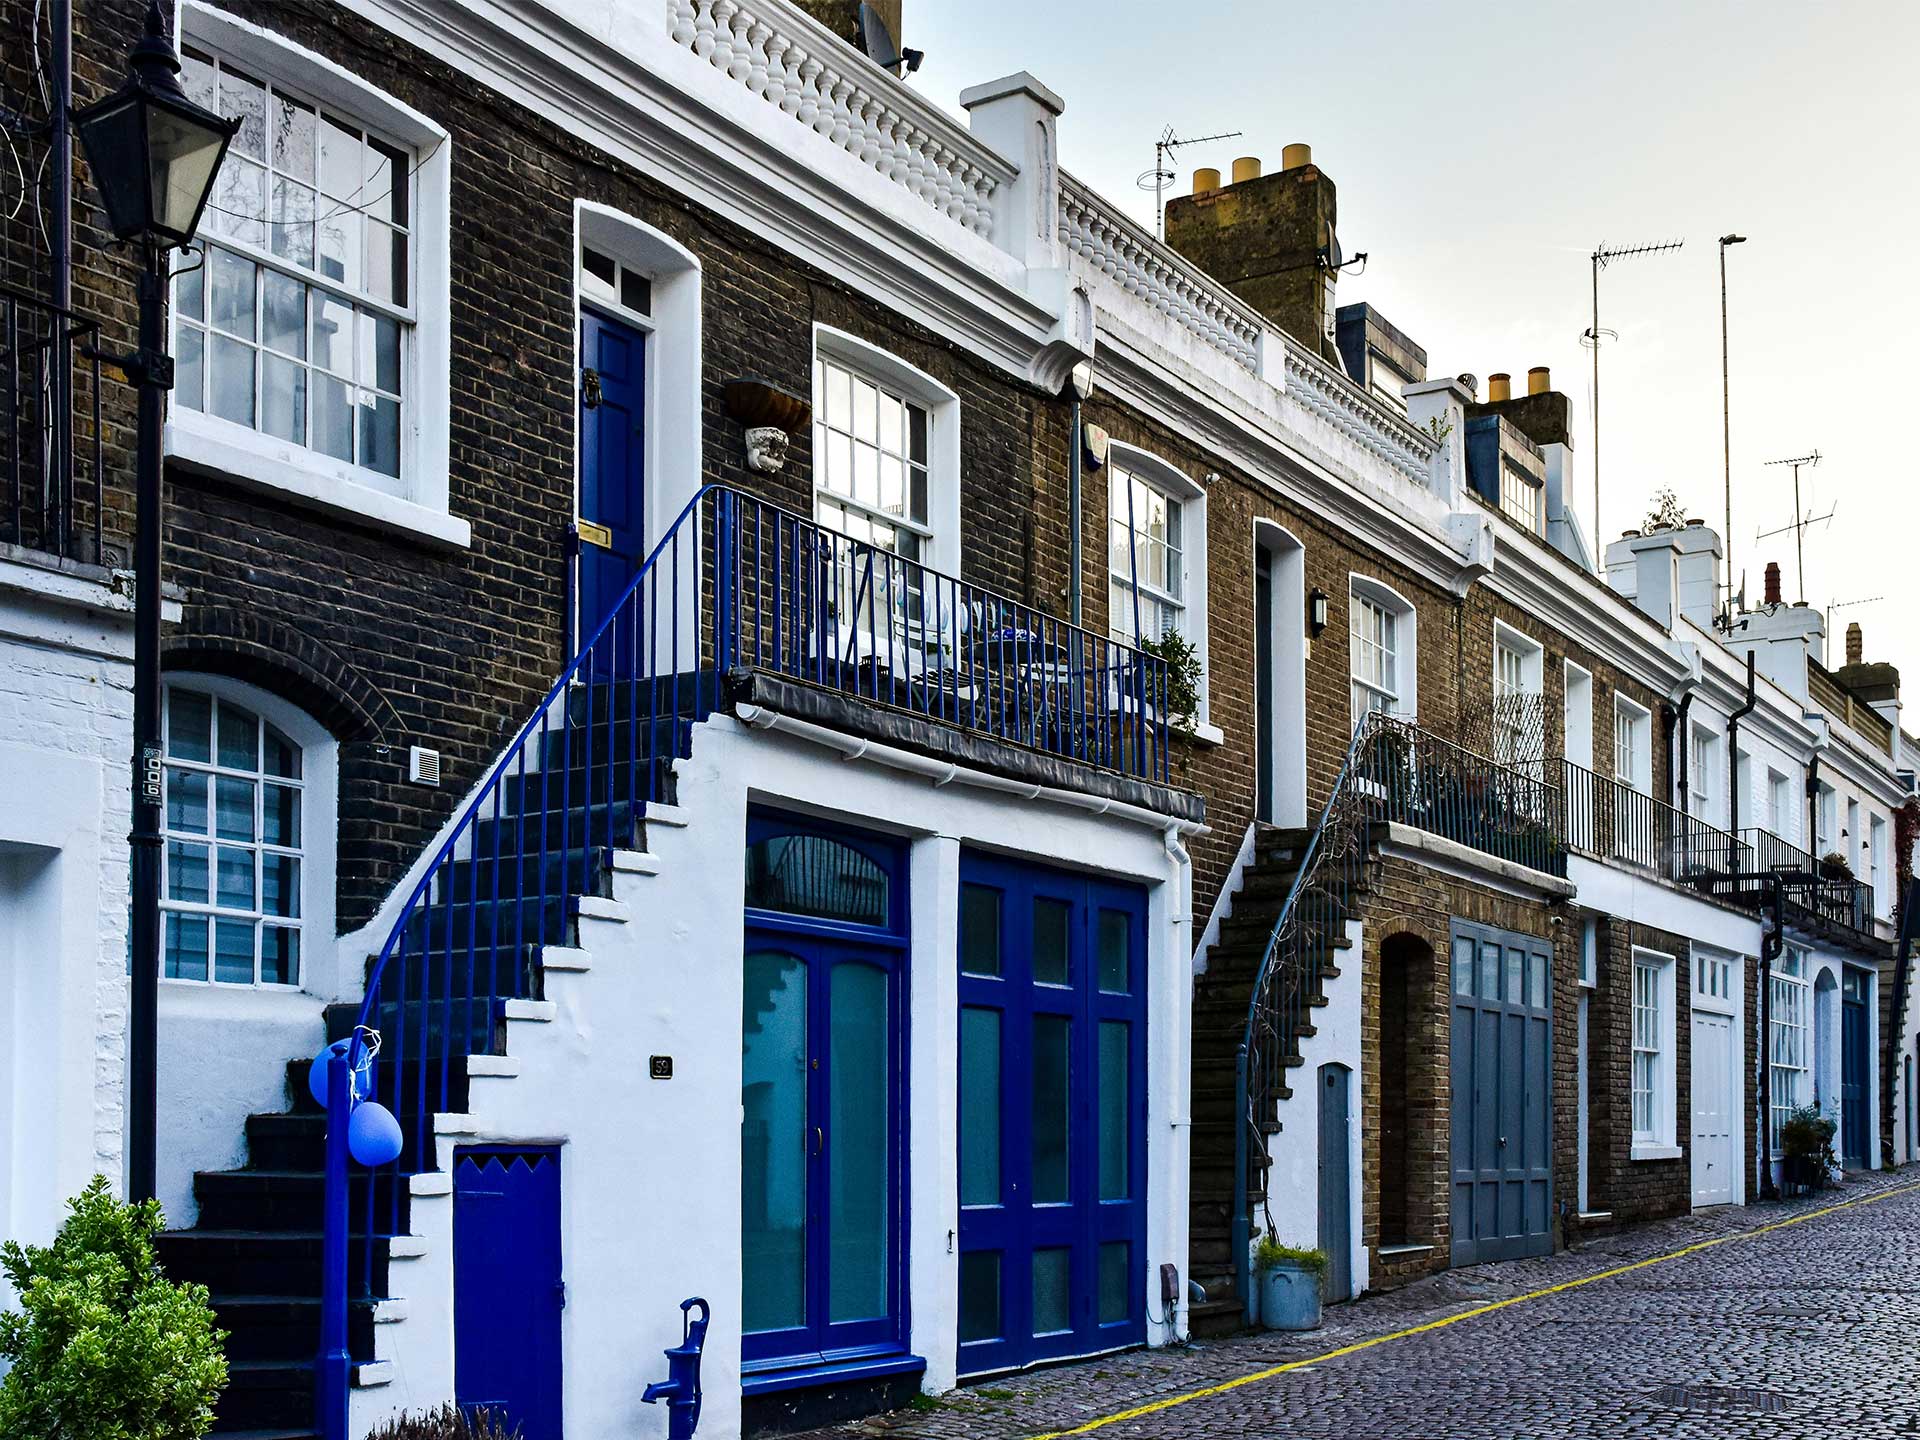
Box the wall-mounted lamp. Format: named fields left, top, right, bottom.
left=1309, top=587, right=1330, bottom=637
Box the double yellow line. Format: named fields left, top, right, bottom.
left=1029, top=1182, right=1920, bottom=1439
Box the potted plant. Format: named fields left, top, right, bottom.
left=1819, top=851, right=1853, bottom=882
left=1778, top=1103, right=1837, bottom=1194
left=1252, top=1233, right=1326, bottom=1331
left=1139, top=628, right=1204, bottom=771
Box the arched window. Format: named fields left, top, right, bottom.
left=159, top=678, right=333, bottom=988
left=1349, top=576, right=1417, bottom=729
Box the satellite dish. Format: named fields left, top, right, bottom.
left=858, top=4, right=924, bottom=74
left=1321, top=230, right=1343, bottom=271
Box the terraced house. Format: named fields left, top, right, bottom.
left=1, top=1, right=1915, bottom=1439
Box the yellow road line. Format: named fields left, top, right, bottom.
left=1028, top=1182, right=1920, bottom=1439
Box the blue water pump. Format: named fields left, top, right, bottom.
left=642, top=1297, right=710, bottom=1440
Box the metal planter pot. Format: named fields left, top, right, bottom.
left=1257, top=1261, right=1324, bottom=1331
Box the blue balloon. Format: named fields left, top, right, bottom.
left=348, top=1100, right=405, bottom=1167
left=307, top=1039, right=373, bottom=1109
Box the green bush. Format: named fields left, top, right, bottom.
left=1252, top=1233, right=1327, bottom=1274
left=0, top=1177, right=226, bottom=1440
left=1779, top=1104, right=1837, bottom=1188
left=366, top=1405, right=523, bottom=1439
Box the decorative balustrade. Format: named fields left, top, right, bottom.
left=1057, top=174, right=1263, bottom=370
left=667, top=0, right=1006, bottom=239
left=1278, top=331, right=1436, bottom=488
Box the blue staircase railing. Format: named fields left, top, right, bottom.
left=315, top=487, right=1173, bottom=1435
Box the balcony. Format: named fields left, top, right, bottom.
left=1733, top=828, right=1878, bottom=939
left=710, top=489, right=1185, bottom=802
left=2, top=284, right=108, bottom=566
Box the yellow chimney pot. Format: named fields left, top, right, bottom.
left=1280, top=142, right=1312, bottom=171
left=1488, top=372, right=1512, bottom=403
left=1192, top=167, right=1221, bottom=195
left=1527, top=366, right=1551, bottom=396
left=1231, top=156, right=1262, bottom=185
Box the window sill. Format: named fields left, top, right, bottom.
left=1630, top=1143, right=1683, bottom=1162
left=1189, top=720, right=1226, bottom=748
left=165, top=416, right=470, bottom=550
left=740, top=1351, right=926, bottom=1396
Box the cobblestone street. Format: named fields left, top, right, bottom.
left=805, top=1172, right=1920, bottom=1440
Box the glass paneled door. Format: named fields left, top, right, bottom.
left=741, top=814, right=908, bottom=1381
left=957, top=853, right=1147, bottom=1375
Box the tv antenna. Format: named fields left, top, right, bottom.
left=1824, top=593, right=1883, bottom=639
left=1138, top=125, right=1243, bottom=241
left=1757, top=450, right=1826, bottom=603
left=1584, top=238, right=1685, bottom=555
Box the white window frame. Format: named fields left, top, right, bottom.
left=1766, top=767, right=1792, bottom=841
left=1500, top=472, right=1543, bottom=534
left=1107, top=445, right=1213, bottom=737
left=1630, top=946, right=1679, bottom=1158
left=1491, top=622, right=1544, bottom=769
left=1817, top=782, right=1838, bottom=856
left=1871, top=814, right=1890, bottom=915
left=1688, top=721, right=1719, bottom=825
left=1615, top=695, right=1652, bottom=795
left=810, top=328, right=960, bottom=579
left=158, top=673, right=336, bottom=995
left=1348, top=576, right=1416, bottom=731
left=1562, top=660, right=1594, bottom=771
left=166, top=2, right=460, bottom=547
left=1770, top=947, right=1811, bottom=1155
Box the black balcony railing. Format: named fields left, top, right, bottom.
left=1561, top=761, right=1755, bottom=883
left=1359, top=718, right=1567, bottom=877
left=3, top=284, right=106, bottom=565
left=1733, top=828, right=1877, bottom=935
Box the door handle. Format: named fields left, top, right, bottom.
left=812, top=1126, right=824, bottom=1157
left=1498, top=1135, right=1508, bottom=1148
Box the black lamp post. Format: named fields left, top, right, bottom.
left=73, top=0, right=237, bottom=1205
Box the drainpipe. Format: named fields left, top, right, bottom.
left=1728, top=654, right=1757, bottom=837
left=1667, top=696, right=1693, bottom=812
left=1757, top=874, right=1783, bottom=1201
left=50, top=0, right=73, bottom=544
left=1805, top=756, right=1821, bottom=858
left=1066, top=387, right=1083, bottom=628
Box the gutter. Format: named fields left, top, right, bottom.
left=733, top=704, right=1208, bottom=837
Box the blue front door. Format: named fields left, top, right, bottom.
left=578, top=307, right=647, bottom=648
left=956, top=854, right=1147, bottom=1375
left=741, top=814, right=909, bottom=1383
left=454, top=1147, right=563, bottom=1437
left=1842, top=970, right=1869, bottom=1169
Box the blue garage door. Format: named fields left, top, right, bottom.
left=1449, top=923, right=1553, bottom=1266
left=956, top=853, right=1147, bottom=1375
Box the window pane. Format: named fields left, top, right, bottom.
left=1099, top=1020, right=1129, bottom=1201
left=1478, top=941, right=1500, bottom=1001
left=214, top=776, right=256, bottom=841
left=1530, top=949, right=1549, bottom=1009
left=167, top=842, right=209, bottom=904
left=312, top=294, right=354, bottom=375
left=1033, top=897, right=1071, bottom=986
left=317, top=206, right=361, bottom=291
left=365, top=138, right=406, bottom=224
left=262, top=354, right=307, bottom=445
left=165, top=914, right=208, bottom=981
left=1452, top=936, right=1474, bottom=997
left=270, top=176, right=316, bottom=266
left=829, top=963, right=889, bottom=1324
left=214, top=917, right=255, bottom=984
left=1098, top=909, right=1130, bottom=993
left=959, top=1251, right=1000, bottom=1344
left=261, top=271, right=307, bottom=357
left=175, top=326, right=205, bottom=413
left=960, top=884, right=1001, bottom=977
left=218, top=702, right=259, bottom=769
left=263, top=784, right=301, bottom=847
left=1099, top=1241, right=1130, bottom=1325
left=261, top=926, right=300, bottom=986
left=1031, top=1015, right=1070, bottom=1203
left=272, top=94, right=316, bottom=178
left=208, top=334, right=256, bottom=427
left=744, top=834, right=889, bottom=927
left=359, top=393, right=401, bottom=477
left=1033, top=1248, right=1070, bottom=1335
left=741, top=950, right=807, bottom=1335
left=216, top=847, right=256, bottom=910
left=960, top=1007, right=1001, bottom=1206
left=366, top=221, right=406, bottom=306
left=166, top=768, right=209, bottom=834
left=181, top=48, right=216, bottom=109
left=170, top=690, right=214, bottom=760
left=222, top=67, right=267, bottom=160
left=209, top=249, right=258, bottom=339
left=264, top=724, right=301, bottom=779
left=313, top=374, right=354, bottom=462
left=1505, top=946, right=1523, bottom=1004
left=361, top=312, right=401, bottom=394
left=263, top=854, right=300, bottom=919
left=175, top=257, right=205, bottom=321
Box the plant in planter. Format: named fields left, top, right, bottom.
left=367, top=1405, right=523, bottom=1439
left=1252, top=1233, right=1327, bottom=1331
left=0, top=1176, right=227, bottom=1440
left=1139, top=628, right=1204, bottom=771
left=1819, top=851, right=1853, bottom=881
left=1778, top=1103, right=1837, bottom=1193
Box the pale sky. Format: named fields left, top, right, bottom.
left=907, top=0, right=1920, bottom=690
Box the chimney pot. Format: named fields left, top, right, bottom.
left=1846, top=622, right=1864, bottom=666
left=1280, top=142, right=1312, bottom=171
left=1764, top=561, right=1783, bottom=606
left=1487, top=372, right=1512, bottom=403
left=1526, top=366, right=1551, bottom=396
left=1231, top=156, right=1262, bottom=185
left=1192, top=167, right=1221, bottom=195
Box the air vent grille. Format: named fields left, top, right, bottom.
left=408, top=746, right=442, bottom=787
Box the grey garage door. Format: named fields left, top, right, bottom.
left=1449, top=922, right=1553, bottom=1266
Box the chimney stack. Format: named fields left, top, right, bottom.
left=1163, top=139, right=1342, bottom=361
left=1764, top=561, right=1782, bottom=607
left=1847, top=622, right=1863, bottom=666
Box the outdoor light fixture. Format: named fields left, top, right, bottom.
left=1309, top=587, right=1330, bottom=637
left=72, top=1, right=238, bottom=250
left=73, top=0, right=235, bottom=1210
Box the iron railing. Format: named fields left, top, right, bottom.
left=1363, top=719, right=1566, bottom=877
left=1561, top=761, right=1755, bottom=883
left=715, top=490, right=1172, bottom=782
left=317, top=487, right=1172, bottom=1435
left=2, top=284, right=105, bottom=564
left=1732, top=827, right=1877, bottom=935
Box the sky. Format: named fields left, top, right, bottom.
left=905, top=0, right=1920, bottom=686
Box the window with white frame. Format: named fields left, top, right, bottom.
left=175, top=45, right=413, bottom=487
left=1631, top=948, right=1676, bottom=1149
left=812, top=353, right=932, bottom=562
left=1767, top=768, right=1791, bottom=840
left=1846, top=797, right=1861, bottom=872
left=1108, top=465, right=1184, bottom=644
left=1349, top=580, right=1413, bottom=727
left=1689, top=723, right=1718, bottom=823
left=1615, top=697, right=1651, bottom=794
left=1500, top=474, right=1543, bottom=535
left=1696, top=948, right=1734, bottom=1004
left=161, top=686, right=309, bottom=986
left=1770, top=947, right=1811, bottom=1153
left=1871, top=815, right=1889, bottom=912
left=1493, top=627, right=1544, bottom=770
left=1817, top=782, right=1838, bottom=855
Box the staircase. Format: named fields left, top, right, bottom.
left=157, top=681, right=705, bottom=1436
left=1187, top=825, right=1362, bottom=1335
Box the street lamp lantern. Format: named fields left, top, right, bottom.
left=72, top=0, right=237, bottom=250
